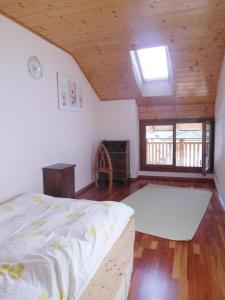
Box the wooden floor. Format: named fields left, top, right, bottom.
left=77, top=178, right=225, bottom=300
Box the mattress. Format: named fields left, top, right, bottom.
left=0, top=193, right=134, bottom=300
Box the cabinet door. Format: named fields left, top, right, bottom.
left=61, top=168, right=75, bottom=198
left=43, top=170, right=60, bottom=197
left=111, top=155, right=126, bottom=171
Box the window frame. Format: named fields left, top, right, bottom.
left=135, top=46, right=170, bottom=82
left=139, top=118, right=214, bottom=173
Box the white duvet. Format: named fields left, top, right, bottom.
left=0, top=193, right=134, bottom=300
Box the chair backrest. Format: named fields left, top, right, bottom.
left=94, top=144, right=112, bottom=171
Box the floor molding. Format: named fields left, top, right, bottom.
left=214, top=176, right=225, bottom=211
left=216, top=190, right=225, bottom=212
left=75, top=175, right=215, bottom=198
left=129, top=177, right=139, bottom=182
left=138, top=175, right=215, bottom=185
left=75, top=182, right=95, bottom=197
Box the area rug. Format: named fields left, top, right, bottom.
left=122, top=184, right=212, bottom=241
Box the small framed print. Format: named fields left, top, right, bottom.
left=57, top=72, right=83, bottom=111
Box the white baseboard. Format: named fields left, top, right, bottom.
left=214, top=175, right=225, bottom=211
left=139, top=170, right=214, bottom=179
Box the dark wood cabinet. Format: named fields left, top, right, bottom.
left=42, top=163, right=76, bottom=198
left=102, top=140, right=130, bottom=183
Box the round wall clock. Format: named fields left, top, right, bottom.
left=28, top=56, right=43, bottom=79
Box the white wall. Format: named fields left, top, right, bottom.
left=0, top=16, right=100, bottom=202
left=100, top=100, right=139, bottom=178
left=214, top=55, right=225, bottom=206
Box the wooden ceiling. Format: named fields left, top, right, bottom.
left=1, top=0, right=225, bottom=119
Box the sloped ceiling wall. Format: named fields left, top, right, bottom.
left=1, top=0, right=225, bottom=119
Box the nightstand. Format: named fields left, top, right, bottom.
left=42, top=163, right=76, bottom=198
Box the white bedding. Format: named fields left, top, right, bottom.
left=0, top=193, right=134, bottom=300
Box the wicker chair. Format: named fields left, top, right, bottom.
left=93, top=144, right=113, bottom=189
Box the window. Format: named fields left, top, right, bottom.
left=137, top=46, right=169, bottom=81
left=176, top=123, right=203, bottom=167
left=203, top=121, right=214, bottom=175
left=140, top=119, right=214, bottom=173
left=146, top=125, right=173, bottom=165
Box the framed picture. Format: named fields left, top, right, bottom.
left=57, top=72, right=83, bottom=111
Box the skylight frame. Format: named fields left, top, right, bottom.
left=136, top=46, right=170, bottom=82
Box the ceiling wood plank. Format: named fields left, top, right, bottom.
left=1, top=0, right=224, bottom=118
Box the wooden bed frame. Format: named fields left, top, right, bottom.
left=80, top=218, right=135, bottom=300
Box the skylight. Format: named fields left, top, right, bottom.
left=137, top=46, right=169, bottom=81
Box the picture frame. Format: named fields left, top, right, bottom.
left=57, top=72, right=83, bottom=112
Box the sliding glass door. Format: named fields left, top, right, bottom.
left=202, top=121, right=214, bottom=175
left=176, top=123, right=203, bottom=168
left=146, top=125, right=173, bottom=165
left=140, top=119, right=214, bottom=174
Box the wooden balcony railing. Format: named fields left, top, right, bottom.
left=146, top=141, right=173, bottom=165
left=146, top=140, right=202, bottom=167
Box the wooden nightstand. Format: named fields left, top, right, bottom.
left=42, top=163, right=76, bottom=198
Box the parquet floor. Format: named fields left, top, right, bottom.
left=77, top=179, right=225, bottom=300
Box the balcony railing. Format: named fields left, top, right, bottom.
left=146, top=140, right=202, bottom=167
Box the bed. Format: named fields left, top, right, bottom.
left=0, top=193, right=135, bottom=300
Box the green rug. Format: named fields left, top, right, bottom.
left=122, top=184, right=212, bottom=241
